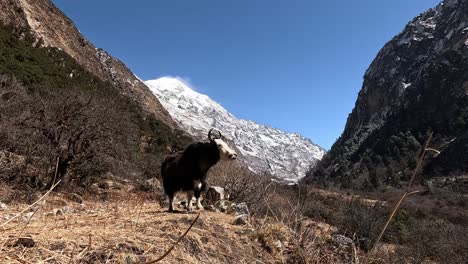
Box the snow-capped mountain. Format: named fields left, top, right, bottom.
left=146, top=77, right=326, bottom=183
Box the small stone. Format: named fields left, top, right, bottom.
left=21, top=212, right=35, bottom=222
left=69, top=193, right=83, bottom=204
left=62, top=206, right=74, bottom=214
left=219, top=201, right=230, bottom=213
left=205, top=205, right=219, bottom=212
left=274, top=240, right=282, bottom=249
left=117, top=242, right=144, bottom=255
left=13, top=237, right=35, bottom=248
left=98, top=181, right=111, bottom=190
left=3, top=213, right=15, bottom=220
left=332, top=234, right=354, bottom=248
left=54, top=209, right=63, bottom=216
left=0, top=202, right=8, bottom=211
left=233, top=214, right=249, bottom=225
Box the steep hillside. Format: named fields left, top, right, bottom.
left=0, top=0, right=175, bottom=126
left=305, top=0, right=468, bottom=189
left=146, top=77, right=325, bottom=183
left=0, top=23, right=190, bottom=188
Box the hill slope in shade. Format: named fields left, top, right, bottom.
left=305, top=0, right=468, bottom=189
left=146, top=77, right=326, bottom=183
left=0, top=1, right=190, bottom=188
left=0, top=0, right=175, bottom=126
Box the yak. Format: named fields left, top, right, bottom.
left=161, top=129, right=237, bottom=212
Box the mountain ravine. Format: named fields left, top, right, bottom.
left=146, top=77, right=326, bottom=184
left=305, top=0, right=468, bottom=189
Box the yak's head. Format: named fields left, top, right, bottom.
left=208, top=129, right=238, bottom=160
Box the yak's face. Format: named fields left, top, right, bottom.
left=213, top=138, right=238, bottom=160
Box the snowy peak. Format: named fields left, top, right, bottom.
left=146, top=77, right=325, bottom=183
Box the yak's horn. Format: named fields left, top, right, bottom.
left=208, top=128, right=221, bottom=141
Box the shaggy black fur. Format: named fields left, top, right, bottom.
left=161, top=141, right=220, bottom=212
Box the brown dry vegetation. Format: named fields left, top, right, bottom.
left=1, top=161, right=467, bottom=263
left=0, top=184, right=362, bottom=264
left=209, top=162, right=468, bottom=263
left=0, top=190, right=274, bottom=264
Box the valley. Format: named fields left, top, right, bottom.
left=0, top=0, right=467, bottom=263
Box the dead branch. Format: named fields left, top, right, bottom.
left=370, top=132, right=433, bottom=254
left=143, top=213, right=200, bottom=264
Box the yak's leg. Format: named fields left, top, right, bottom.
left=186, top=191, right=194, bottom=211
left=195, top=192, right=204, bottom=210
left=168, top=192, right=175, bottom=212
left=194, top=181, right=204, bottom=210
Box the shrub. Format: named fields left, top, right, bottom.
left=396, top=217, right=468, bottom=263
left=335, top=199, right=390, bottom=251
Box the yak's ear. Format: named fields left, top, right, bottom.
left=208, top=128, right=214, bottom=142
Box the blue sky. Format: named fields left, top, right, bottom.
left=52, top=0, right=440, bottom=149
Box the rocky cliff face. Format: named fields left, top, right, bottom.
left=305, top=0, right=468, bottom=188
left=0, top=0, right=175, bottom=126
left=147, top=77, right=326, bottom=183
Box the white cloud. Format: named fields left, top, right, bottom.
left=154, top=75, right=201, bottom=92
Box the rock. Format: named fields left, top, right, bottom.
left=3, top=213, right=15, bottom=220
left=98, top=181, right=111, bottom=190
left=13, top=237, right=35, bottom=248
left=69, top=193, right=83, bottom=204
left=204, top=186, right=225, bottom=205
left=220, top=200, right=235, bottom=213
left=233, top=214, right=249, bottom=225
left=205, top=205, right=219, bottom=212
left=0, top=202, right=8, bottom=211
left=234, top=202, right=250, bottom=216
left=45, top=206, right=74, bottom=217
left=21, top=212, right=35, bottom=222
left=54, top=208, right=64, bottom=216
left=332, top=234, right=354, bottom=248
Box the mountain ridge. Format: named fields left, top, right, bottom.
left=146, top=77, right=326, bottom=183
left=305, top=0, right=468, bottom=189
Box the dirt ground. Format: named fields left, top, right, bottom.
left=0, top=191, right=275, bottom=264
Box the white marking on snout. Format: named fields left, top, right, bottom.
left=214, top=138, right=237, bottom=160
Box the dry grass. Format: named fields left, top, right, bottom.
left=0, top=191, right=275, bottom=264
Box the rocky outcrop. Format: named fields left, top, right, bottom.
left=0, top=0, right=175, bottom=126
left=305, top=0, right=468, bottom=188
